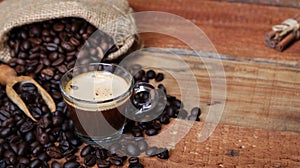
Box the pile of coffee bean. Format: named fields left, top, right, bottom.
left=7, top=17, right=115, bottom=102
left=1, top=17, right=202, bottom=167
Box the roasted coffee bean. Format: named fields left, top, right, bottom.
left=187, top=115, right=200, bottom=121
left=0, top=159, right=7, bottom=168
left=58, top=64, right=68, bottom=73
left=109, top=143, right=121, bottom=154
left=63, top=161, right=80, bottom=168
left=129, top=157, right=139, bottom=164
left=145, top=128, right=158, bottom=136
left=172, top=99, right=183, bottom=109
left=128, top=163, right=144, bottom=168
left=0, top=128, right=12, bottom=137
left=46, top=43, right=58, bottom=51
left=191, top=107, right=201, bottom=117
left=97, top=159, right=110, bottom=168
left=53, top=22, right=65, bottom=32
left=155, top=72, right=164, bottom=82
left=0, top=110, right=10, bottom=121
left=152, top=121, right=162, bottom=131
left=145, top=147, right=158, bottom=157
left=95, top=148, right=108, bottom=160
left=84, top=154, right=97, bottom=166
left=157, top=148, right=169, bottom=159
left=29, top=159, right=42, bottom=168
left=80, top=145, right=94, bottom=157
left=109, top=156, right=123, bottom=166
left=70, top=37, right=80, bottom=46
left=19, top=157, right=30, bottom=165
left=159, top=114, right=170, bottom=124
left=157, top=84, right=167, bottom=94
left=15, top=65, right=25, bottom=74
left=37, top=152, right=51, bottom=162
left=52, top=56, right=65, bottom=66
left=146, top=69, right=156, bottom=79
left=17, top=142, right=27, bottom=156
left=51, top=161, right=61, bottom=168
left=65, top=154, right=77, bottom=162
left=137, top=140, right=148, bottom=152
left=166, top=106, right=176, bottom=118
left=41, top=68, right=54, bottom=80
left=177, top=109, right=188, bottom=119
left=46, top=146, right=63, bottom=159
left=61, top=41, right=75, bottom=51
left=21, top=40, right=31, bottom=51
left=126, top=143, right=140, bottom=156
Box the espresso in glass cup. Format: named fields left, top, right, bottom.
left=60, top=63, right=135, bottom=144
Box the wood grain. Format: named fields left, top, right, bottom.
left=215, top=0, right=300, bottom=8
left=139, top=119, right=300, bottom=168
left=131, top=48, right=300, bottom=132
left=128, top=0, right=300, bottom=63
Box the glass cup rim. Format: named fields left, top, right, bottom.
left=59, top=63, right=134, bottom=104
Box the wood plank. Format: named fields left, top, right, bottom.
left=139, top=119, right=300, bottom=168
left=124, top=48, right=300, bottom=132
left=128, top=0, right=300, bottom=63
left=215, top=0, right=300, bottom=8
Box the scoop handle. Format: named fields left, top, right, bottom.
left=0, top=64, right=18, bottom=85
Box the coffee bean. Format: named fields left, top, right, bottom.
left=21, top=40, right=31, bottom=51
left=70, top=37, right=80, bottom=46
left=41, top=68, right=54, bottom=80
left=187, top=115, right=200, bottom=121
left=191, top=107, right=201, bottom=117
left=128, top=163, right=144, bottom=168
left=41, top=57, right=51, bottom=66
left=97, top=159, right=110, bottom=168
left=37, top=152, right=50, bottom=162
left=65, top=154, right=77, bottom=162
left=166, top=106, right=176, bottom=118
left=58, top=64, right=68, bottom=73
left=52, top=56, right=65, bottom=66
left=19, top=157, right=30, bottom=165
left=63, top=161, right=80, bottom=168
left=95, top=148, right=108, bottom=160
left=53, top=22, right=65, bottom=32
left=129, top=157, right=139, bottom=164
left=84, top=154, right=97, bottom=166
left=46, top=146, right=63, bottom=159
left=29, top=159, right=42, bottom=168
left=61, top=41, right=75, bottom=51
left=146, top=70, right=156, bottom=79
left=0, top=110, right=10, bottom=121
left=109, top=143, right=121, bottom=154
left=109, top=156, right=123, bottom=166
left=145, top=128, right=158, bottom=136
left=0, top=128, right=12, bottom=138
left=157, top=84, right=167, bottom=94
left=126, top=143, right=140, bottom=156
left=177, top=109, right=188, bottom=119
left=51, top=161, right=61, bottom=168
left=30, top=26, right=42, bottom=37
left=157, top=148, right=169, bottom=159
left=80, top=145, right=94, bottom=157
left=49, top=52, right=59, bottom=61
left=145, top=147, right=158, bottom=157
left=155, top=73, right=164, bottom=82
left=46, top=43, right=58, bottom=51
left=137, top=140, right=148, bottom=152
left=159, top=114, right=170, bottom=124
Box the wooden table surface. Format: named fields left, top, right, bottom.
left=0, top=0, right=299, bottom=167
left=126, top=0, right=300, bottom=167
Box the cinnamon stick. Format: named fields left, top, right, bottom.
left=275, top=32, right=297, bottom=51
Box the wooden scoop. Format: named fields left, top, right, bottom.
left=0, top=64, right=56, bottom=122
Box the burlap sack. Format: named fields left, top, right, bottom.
left=0, top=0, right=136, bottom=63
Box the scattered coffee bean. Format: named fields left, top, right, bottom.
left=84, top=154, right=97, bottom=166
left=155, top=73, right=164, bottom=82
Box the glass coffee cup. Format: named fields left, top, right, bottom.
left=59, top=63, right=164, bottom=145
